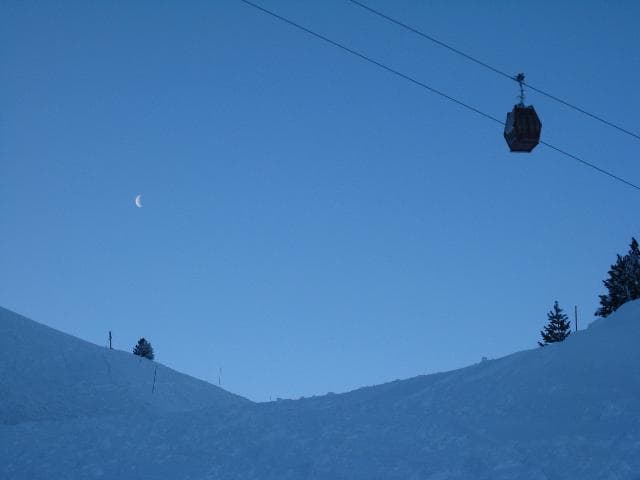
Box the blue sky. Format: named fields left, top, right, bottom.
left=2, top=0, right=639, bottom=401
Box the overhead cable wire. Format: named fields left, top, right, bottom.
left=539, top=141, right=640, bottom=191
left=238, top=0, right=502, bottom=126
left=348, top=0, right=640, bottom=142
left=237, top=0, right=640, bottom=192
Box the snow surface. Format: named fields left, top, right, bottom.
left=0, top=307, right=248, bottom=424
left=2, top=303, right=640, bottom=479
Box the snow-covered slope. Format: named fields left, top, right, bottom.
left=0, top=307, right=248, bottom=425
left=2, top=303, right=640, bottom=479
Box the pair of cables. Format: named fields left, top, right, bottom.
left=238, top=0, right=640, bottom=192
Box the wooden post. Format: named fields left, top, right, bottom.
left=152, top=366, right=157, bottom=393
left=218, top=367, right=222, bottom=386
left=108, top=331, right=112, bottom=349
left=574, top=305, right=578, bottom=332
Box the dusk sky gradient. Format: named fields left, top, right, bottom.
left=2, top=0, right=639, bottom=401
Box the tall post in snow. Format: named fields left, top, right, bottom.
left=108, top=331, right=112, bottom=349
left=152, top=366, right=157, bottom=394
left=218, top=367, right=222, bottom=386
left=574, top=305, right=578, bottom=332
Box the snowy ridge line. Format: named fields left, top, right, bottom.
left=0, top=306, right=249, bottom=426
left=2, top=303, right=640, bottom=479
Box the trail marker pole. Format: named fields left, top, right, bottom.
left=152, top=366, right=157, bottom=394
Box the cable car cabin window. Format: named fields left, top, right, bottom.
left=504, top=105, right=542, bottom=152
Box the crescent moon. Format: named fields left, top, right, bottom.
left=135, top=195, right=143, bottom=208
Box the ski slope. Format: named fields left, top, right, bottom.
left=1, top=303, right=639, bottom=479
left=0, top=307, right=247, bottom=425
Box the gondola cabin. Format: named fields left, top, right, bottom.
left=504, top=104, right=542, bottom=152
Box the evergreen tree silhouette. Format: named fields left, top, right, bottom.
left=539, top=301, right=571, bottom=346
left=596, top=238, right=640, bottom=318
left=133, top=337, right=154, bottom=360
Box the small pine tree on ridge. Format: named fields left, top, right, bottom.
left=539, top=301, right=571, bottom=347
left=133, top=337, right=154, bottom=360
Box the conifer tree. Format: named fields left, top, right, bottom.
left=133, top=337, right=154, bottom=360
left=596, top=237, right=640, bottom=317
left=538, top=301, right=571, bottom=346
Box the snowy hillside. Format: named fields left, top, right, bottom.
left=2, top=303, right=640, bottom=479
left=0, top=307, right=248, bottom=425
